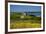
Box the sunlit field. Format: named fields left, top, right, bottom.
left=10, top=12, right=41, bottom=29
left=10, top=20, right=41, bottom=29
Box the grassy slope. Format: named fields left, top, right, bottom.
left=10, top=12, right=41, bottom=29
left=10, top=20, right=41, bottom=29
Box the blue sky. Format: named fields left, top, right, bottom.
left=10, top=5, right=41, bottom=12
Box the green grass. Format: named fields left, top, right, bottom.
left=10, top=12, right=41, bottom=29
left=10, top=20, right=41, bottom=29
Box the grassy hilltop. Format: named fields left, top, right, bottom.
left=10, top=12, right=41, bottom=29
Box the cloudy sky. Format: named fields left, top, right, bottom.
left=10, top=5, right=41, bottom=12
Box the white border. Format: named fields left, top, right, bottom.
left=8, top=2, right=43, bottom=32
